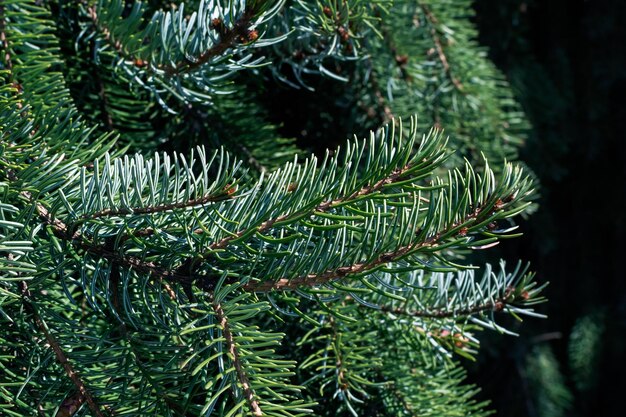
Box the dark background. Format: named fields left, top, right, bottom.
left=469, top=0, right=626, bottom=416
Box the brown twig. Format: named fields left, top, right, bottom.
left=207, top=163, right=414, bottom=253
left=364, top=58, right=395, bottom=124
left=79, top=192, right=234, bottom=221
left=87, top=2, right=262, bottom=76
left=91, top=39, right=114, bottom=130
left=390, top=384, right=417, bottom=417
left=379, top=298, right=506, bottom=319
left=243, top=197, right=501, bottom=292
left=18, top=281, right=107, bottom=417
left=26, top=173, right=510, bottom=296
left=328, top=316, right=349, bottom=393
left=419, top=3, right=464, bottom=92
left=74, top=237, right=195, bottom=286
left=86, top=6, right=146, bottom=70
left=212, top=301, right=262, bottom=416
left=0, top=2, right=13, bottom=71
left=56, top=392, right=86, bottom=417
left=162, top=8, right=257, bottom=76
left=0, top=2, right=25, bottom=112
left=28, top=194, right=188, bottom=295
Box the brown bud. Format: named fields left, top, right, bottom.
left=504, top=192, right=517, bottom=203
left=494, top=198, right=505, bottom=210
left=211, top=17, right=223, bottom=29
left=453, top=333, right=468, bottom=348
left=504, top=285, right=516, bottom=301
left=337, top=26, right=349, bottom=42
left=323, top=6, right=332, bottom=18
left=247, top=30, right=259, bottom=42
left=521, top=290, right=530, bottom=300
left=224, top=184, right=237, bottom=196
left=457, top=227, right=469, bottom=237
left=134, top=58, right=147, bottom=67
left=493, top=301, right=505, bottom=312
left=395, top=54, right=409, bottom=66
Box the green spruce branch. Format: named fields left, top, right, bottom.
left=0, top=1, right=546, bottom=416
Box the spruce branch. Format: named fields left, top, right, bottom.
left=418, top=2, right=464, bottom=92
left=28, top=193, right=195, bottom=290
left=86, top=4, right=146, bottom=70
left=18, top=281, right=106, bottom=417
left=367, top=60, right=395, bottom=123
left=108, top=278, right=186, bottom=416
left=212, top=300, right=263, bottom=417
left=1, top=1, right=543, bottom=416
left=92, top=43, right=114, bottom=131
left=0, top=0, right=117, bottom=163
left=161, top=7, right=257, bottom=76
left=388, top=383, right=418, bottom=417
left=379, top=292, right=516, bottom=319
left=87, top=1, right=263, bottom=76
left=25, top=122, right=533, bottom=303
left=0, top=2, right=13, bottom=71
left=331, top=318, right=348, bottom=393
left=82, top=0, right=288, bottom=105
left=207, top=162, right=416, bottom=252
left=299, top=304, right=380, bottom=414
left=78, top=191, right=236, bottom=222
left=243, top=190, right=518, bottom=293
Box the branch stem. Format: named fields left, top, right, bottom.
left=419, top=3, right=464, bottom=92
left=379, top=298, right=503, bottom=319
left=207, top=163, right=414, bottom=252
left=244, top=198, right=499, bottom=292
left=18, top=281, right=106, bottom=417
left=212, top=301, right=262, bottom=416
left=0, top=2, right=13, bottom=71
left=79, top=192, right=234, bottom=221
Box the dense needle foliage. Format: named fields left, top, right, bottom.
left=0, top=1, right=547, bottom=416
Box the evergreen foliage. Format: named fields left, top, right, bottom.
left=1, top=1, right=546, bottom=416
left=568, top=312, right=604, bottom=392
left=524, top=345, right=572, bottom=417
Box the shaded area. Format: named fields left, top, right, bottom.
left=470, top=1, right=626, bottom=416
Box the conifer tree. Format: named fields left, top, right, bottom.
left=1, top=1, right=546, bottom=416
